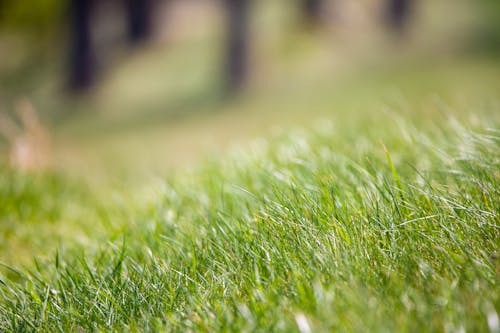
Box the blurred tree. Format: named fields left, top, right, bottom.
left=225, top=0, right=249, bottom=93
left=302, top=0, right=324, bottom=25
left=67, top=0, right=157, bottom=90
left=68, top=0, right=94, bottom=90
left=0, top=0, right=65, bottom=36
left=126, top=0, right=153, bottom=44
left=385, top=0, right=412, bottom=33
left=473, top=0, right=500, bottom=53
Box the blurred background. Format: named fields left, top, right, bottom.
left=0, top=0, right=499, bottom=185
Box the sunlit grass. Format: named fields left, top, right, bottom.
left=1, top=2, right=499, bottom=329
left=1, top=109, right=498, bottom=331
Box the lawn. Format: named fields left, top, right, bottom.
left=1, top=1, right=500, bottom=331
left=1, top=58, right=499, bottom=330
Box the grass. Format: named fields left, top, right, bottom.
left=1, top=1, right=500, bottom=330
left=1, top=106, right=499, bottom=331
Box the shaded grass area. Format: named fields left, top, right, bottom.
left=1, top=109, right=499, bottom=331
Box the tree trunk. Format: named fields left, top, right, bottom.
left=126, top=0, right=153, bottom=44
left=225, top=0, right=249, bottom=93
left=386, top=0, right=411, bottom=32
left=303, top=0, right=323, bottom=24
left=69, top=0, right=94, bottom=90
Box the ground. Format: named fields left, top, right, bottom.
left=0, top=1, right=499, bottom=331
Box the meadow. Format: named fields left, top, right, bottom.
left=1, top=1, right=500, bottom=331
left=1, top=57, right=500, bottom=331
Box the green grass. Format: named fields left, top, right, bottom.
left=1, top=108, right=499, bottom=331
left=1, top=1, right=500, bottom=329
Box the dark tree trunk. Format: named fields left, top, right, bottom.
left=303, top=0, right=323, bottom=23
left=126, top=0, right=153, bottom=44
left=225, top=0, right=249, bottom=93
left=69, top=0, right=94, bottom=90
left=386, top=0, right=411, bottom=32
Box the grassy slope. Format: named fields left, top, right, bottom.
left=1, top=82, right=499, bottom=331
left=1, top=1, right=500, bottom=330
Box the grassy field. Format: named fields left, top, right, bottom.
left=1, top=110, right=500, bottom=331
left=1, top=1, right=500, bottom=331
left=1, top=58, right=500, bottom=330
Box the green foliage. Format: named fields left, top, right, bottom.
left=0, top=116, right=498, bottom=331
left=465, top=0, right=500, bottom=53
left=0, top=0, right=65, bottom=35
